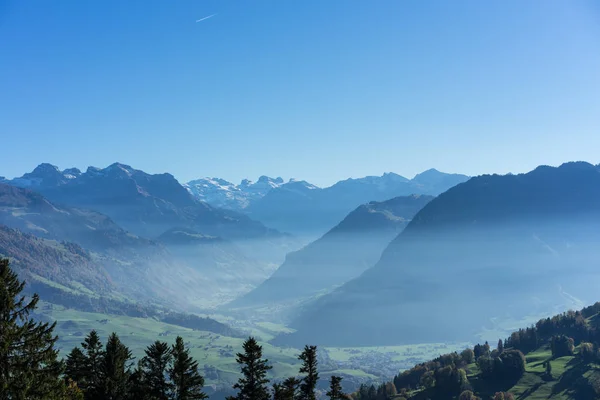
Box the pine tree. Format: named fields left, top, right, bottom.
left=141, top=340, right=173, bottom=400
left=282, top=377, right=300, bottom=400
left=298, top=345, right=319, bottom=400
left=367, top=385, right=377, bottom=400
left=102, top=332, right=134, bottom=400
left=80, top=330, right=105, bottom=399
left=65, top=347, right=88, bottom=389
left=229, top=337, right=272, bottom=400
left=0, top=258, right=64, bottom=399
left=497, top=339, right=504, bottom=354
left=274, top=377, right=300, bottom=400
left=170, top=336, right=207, bottom=400
left=128, top=360, right=148, bottom=400
left=273, top=383, right=285, bottom=400
left=326, top=376, right=346, bottom=400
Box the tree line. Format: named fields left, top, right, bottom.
left=0, top=258, right=349, bottom=400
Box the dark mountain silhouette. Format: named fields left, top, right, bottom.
left=8, top=163, right=280, bottom=240
left=233, top=195, right=433, bottom=308
left=245, top=170, right=468, bottom=236
left=279, top=162, right=600, bottom=347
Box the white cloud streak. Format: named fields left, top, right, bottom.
left=196, top=14, right=217, bottom=23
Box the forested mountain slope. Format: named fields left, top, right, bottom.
left=353, top=302, right=600, bottom=400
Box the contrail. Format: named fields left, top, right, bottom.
left=196, top=14, right=216, bottom=23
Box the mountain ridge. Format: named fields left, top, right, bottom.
left=281, top=162, right=600, bottom=347
left=244, top=169, right=469, bottom=235
left=6, top=163, right=281, bottom=240
left=233, top=194, right=434, bottom=309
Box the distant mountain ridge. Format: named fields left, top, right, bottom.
left=6, top=163, right=280, bottom=240
left=280, top=162, right=600, bottom=347
left=244, top=169, right=469, bottom=235
left=233, top=194, right=434, bottom=309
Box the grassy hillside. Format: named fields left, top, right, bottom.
left=466, top=345, right=600, bottom=399
left=357, top=302, right=600, bottom=400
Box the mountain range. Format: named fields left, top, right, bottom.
left=0, top=182, right=283, bottom=309
left=242, top=170, right=468, bottom=236
left=6, top=163, right=278, bottom=240
left=232, top=194, right=434, bottom=310
left=277, top=162, right=600, bottom=347
left=183, top=170, right=468, bottom=236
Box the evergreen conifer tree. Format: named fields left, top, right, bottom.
left=497, top=339, right=504, bottom=354
left=298, top=345, right=319, bottom=400
left=273, top=377, right=300, bottom=400
left=326, top=376, right=346, bottom=400
left=229, top=337, right=272, bottom=400
left=0, top=258, right=64, bottom=398
left=102, top=332, right=133, bottom=400
left=80, top=330, right=105, bottom=399
left=273, top=383, right=285, bottom=400
left=128, top=360, right=149, bottom=400
left=282, top=377, right=301, bottom=400
left=169, top=336, right=207, bottom=400
left=141, top=340, right=173, bottom=400
left=65, top=347, right=88, bottom=389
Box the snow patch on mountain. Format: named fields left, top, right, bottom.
left=184, top=175, right=286, bottom=210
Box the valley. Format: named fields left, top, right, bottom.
left=3, top=161, right=600, bottom=400
left=37, top=301, right=470, bottom=395
left=3, top=4, right=599, bottom=398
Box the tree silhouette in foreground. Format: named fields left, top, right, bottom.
left=273, top=377, right=301, bottom=400
left=0, top=258, right=69, bottom=399
left=326, top=376, right=346, bottom=400
left=169, top=336, right=207, bottom=400
left=102, top=332, right=134, bottom=400
left=141, top=340, right=173, bottom=400
left=298, top=345, right=319, bottom=400
left=228, top=337, right=272, bottom=400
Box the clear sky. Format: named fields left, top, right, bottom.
left=1, top=0, right=600, bottom=187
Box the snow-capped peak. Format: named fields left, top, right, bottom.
left=185, top=175, right=287, bottom=210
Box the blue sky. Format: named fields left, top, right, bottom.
left=1, top=0, right=600, bottom=186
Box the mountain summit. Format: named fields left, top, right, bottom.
left=7, top=163, right=279, bottom=239
left=185, top=175, right=285, bottom=210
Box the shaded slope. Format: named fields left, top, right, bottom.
left=0, top=183, right=275, bottom=308
left=0, top=224, right=113, bottom=295
left=281, top=162, right=600, bottom=346
left=235, top=195, right=433, bottom=307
